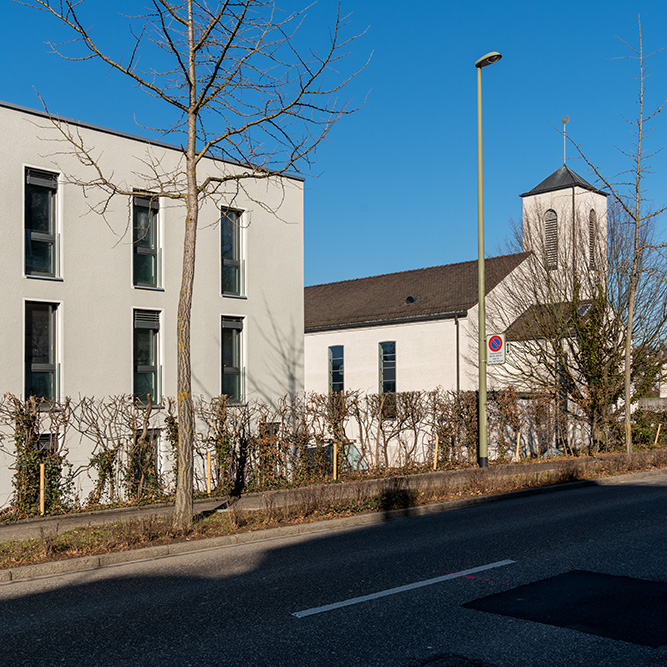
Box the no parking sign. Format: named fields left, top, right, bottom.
left=487, top=333, right=505, bottom=365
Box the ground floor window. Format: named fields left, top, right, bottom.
left=134, top=310, right=160, bottom=404
left=222, top=317, right=243, bottom=402
left=379, top=341, right=396, bottom=393
left=379, top=341, right=396, bottom=419
left=328, top=345, right=344, bottom=393
left=25, top=301, right=58, bottom=400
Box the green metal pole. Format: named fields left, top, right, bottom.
left=476, top=65, right=488, bottom=468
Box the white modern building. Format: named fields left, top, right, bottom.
left=0, top=100, right=304, bottom=505
left=305, top=164, right=608, bottom=401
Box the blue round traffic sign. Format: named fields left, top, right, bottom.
left=488, top=335, right=503, bottom=352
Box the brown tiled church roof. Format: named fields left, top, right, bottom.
left=305, top=252, right=531, bottom=332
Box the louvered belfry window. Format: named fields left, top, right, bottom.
left=544, top=209, right=558, bottom=270
left=589, top=209, right=597, bottom=270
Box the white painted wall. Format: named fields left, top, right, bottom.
left=305, top=316, right=472, bottom=395
left=0, top=102, right=304, bottom=506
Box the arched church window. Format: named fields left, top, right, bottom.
left=589, top=209, right=597, bottom=270
left=544, top=209, right=558, bottom=270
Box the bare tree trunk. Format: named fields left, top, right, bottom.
left=174, top=1, right=198, bottom=530
left=623, top=26, right=645, bottom=456
left=174, top=206, right=197, bottom=528
left=624, top=258, right=639, bottom=454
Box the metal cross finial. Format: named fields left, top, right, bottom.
left=562, top=115, right=570, bottom=164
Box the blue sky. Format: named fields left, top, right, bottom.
left=4, top=1, right=667, bottom=286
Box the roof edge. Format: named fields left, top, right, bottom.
left=0, top=99, right=306, bottom=183
left=305, top=251, right=531, bottom=290
left=520, top=183, right=608, bottom=198
left=305, top=310, right=469, bottom=334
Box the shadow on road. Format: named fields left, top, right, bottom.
left=2, top=478, right=667, bottom=666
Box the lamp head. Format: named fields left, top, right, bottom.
left=475, top=52, right=502, bottom=68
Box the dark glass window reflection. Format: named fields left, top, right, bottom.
left=133, top=195, right=159, bottom=287
left=25, top=302, right=57, bottom=399
left=329, top=345, right=344, bottom=393
left=222, top=209, right=242, bottom=295
left=379, top=341, right=396, bottom=393
left=25, top=169, right=57, bottom=277
left=222, top=317, right=243, bottom=402
left=134, top=310, right=159, bottom=403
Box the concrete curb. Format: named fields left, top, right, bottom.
left=3, top=450, right=664, bottom=542
left=2, top=467, right=665, bottom=584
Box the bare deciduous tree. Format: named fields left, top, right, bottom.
left=21, top=0, right=362, bottom=527
left=494, top=201, right=667, bottom=453
left=569, top=20, right=667, bottom=453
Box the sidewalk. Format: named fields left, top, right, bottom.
left=0, top=452, right=649, bottom=542
left=2, top=467, right=666, bottom=584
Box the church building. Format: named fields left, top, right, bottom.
left=304, top=165, right=608, bottom=398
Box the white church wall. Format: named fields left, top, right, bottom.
left=304, top=316, right=471, bottom=395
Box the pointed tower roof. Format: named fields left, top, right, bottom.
left=520, top=165, right=608, bottom=198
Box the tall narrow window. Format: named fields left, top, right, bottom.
left=134, top=310, right=160, bottom=404
left=25, top=302, right=58, bottom=400
left=544, top=209, right=558, bottom=270
left=589, top=209, right=597, bottom=270
left=379, top=341, right=396, bottom=419
left=328, top=345, right=344, bottom=393
left=222, top=317, right=243, bottom=402
left=133, top=194, right=159, bottom=288
left=25, top=169, right=58, bottom=277
left=379, top=341, right=396, bottom=393
left=221, top=209, right=243, bottom=296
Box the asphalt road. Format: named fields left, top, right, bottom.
left=2, top=471, right=667, bottom=666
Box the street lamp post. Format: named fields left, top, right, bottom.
left=475, top=51, right=502, bottom=469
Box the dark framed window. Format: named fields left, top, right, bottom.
left=222, top=317, right=243, bottom=402
left=589, top=209, right=597, bottom=270
left=379, top=341, right=397, bottom=421
left=25, top=301, right=58, bottom=400
left=36, top=433, right=58, bottom=452
left=544, top=209, right=558, bottom=270
left=222, top=209, right=243, bottom=296
left=25, top=169, right=58, bottom=277
left=133, top=194, right=159, bottom=287
left=134, top=310, right=160, bottom=404
left=379, top=341, right=396, bottom=393
left=329, top=345, right=344, bottom=393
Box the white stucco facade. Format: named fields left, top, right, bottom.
left=0, top=101, right=304, bottom=506
left=305, top=317, right=471, bottom=395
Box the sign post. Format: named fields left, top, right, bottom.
left=487, top=333, right=506, bottom=365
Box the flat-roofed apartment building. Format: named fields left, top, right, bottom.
left=0, top=101, right=304, bottom=506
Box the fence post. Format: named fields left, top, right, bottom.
left=333, top=441, right=338, bottom=481
left=207, top=451, right=212, bottom=496
left=39, top=463, right=45, bottom=516
left=515, top=432, right=521, bottom=463
left=433, top=434, right=439, bottom=471
left=654, top=423, right=662, bottom=449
